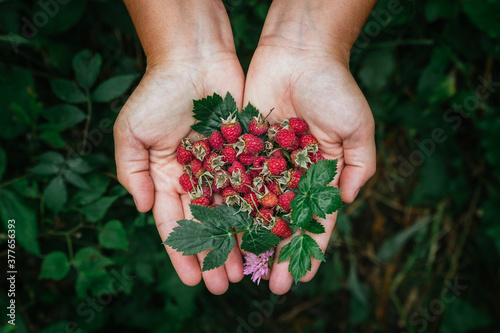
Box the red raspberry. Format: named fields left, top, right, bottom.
left=300, top=134, right=318, bottom=149
left=251, top=156, right=267, bottom=178
left=190, top=159, right=205, bottom=178
left=179, top=173, right=197, bottom=192
left=221, top=114, right=242, bottom=143
left=310, top=151, right=325, bottom=163
left=270, top=149, right=285, bottom=159
left=209, top=131, right=225, bottom=150
left=239, top=134, right=264, bottom=155
left=287, top=169, right=303, bottom=189
left=289, top=118, right=308, bottom=135
left=176, top=144, right=194, bottom=165
left=276, top=128, right=296, bottom=149
left=222, top=145, right=238, bottom=164
left=222, top=187, right=239, bottom=205
left=267, top=123, right=282, bottom=141
left=228, top=161, right=246, bottom=174
left=252, top=176, right=266, bottom=192
left=267, top=157, right=287, bottom=176
left=259, top=191, right=278, bottom=208
left=278, top=191, right=296, bottom=212
left=204, top=153, right=225, bottom=173
left=271, top=217, right=292, bottom=238
left=249, top=115, right=269, bottom=136
left=290, top=148, right=312, bottom=169
left=212, top=170, right=230, bottom=192
left=239, top=153, right=256, bottom=166
left=192, top=139, right=211, bottom=161
left=257, top=208, right=274, bottom=223
left=244, top=192, right=259, bottom=210
left=230, top=171, right=252, bottom=194
left=201, top=186, right=214, bottom=205
left=191, top=195, right=211, bottom=207
left=286, top=136, right=300, bottom=152
left=266, top=181, right=282, bottom=196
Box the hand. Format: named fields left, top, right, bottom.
left=114, top=54, right=245, bottom=294
left=243, top=40, right=376, bottom=294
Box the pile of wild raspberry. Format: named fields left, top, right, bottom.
left=176, top=113, right=324, bottom=239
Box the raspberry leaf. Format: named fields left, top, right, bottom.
left=238, top=103, right=260, bottom=134
left=278, top=234, right=325, bottom=282
left=191, top=92, right=237, bottom=136
left=290, top=194, right=313, bottom=228
left=241, top=226, right=281, bottom=254
left=303, top=219, right=326, bottom=234
left=309, top=187, right=342, bottom=218
left=299, top=159, right=337, bottom=191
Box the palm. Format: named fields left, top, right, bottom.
left=244, top=45, right=375, bottom=294
left=115, top=56, right=245, bottom=294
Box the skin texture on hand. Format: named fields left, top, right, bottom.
left=117, top=0, right=246, bottom=295
left=243, top=0, right=377, bottom=295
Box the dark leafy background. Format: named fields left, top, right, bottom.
left=1, top=0, right=500, bottom=332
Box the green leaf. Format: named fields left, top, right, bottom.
left=376, top=217, right=431, bottom=262
left=62, top=170, right=90, bottom=190
left=300, top=159, right=337, bottom=191
left=99, top=220, right=128, bottom=250
left=190, top=92, right=237, bottom=136
left=210, top=204, right=252, bottom=229
left=238, top=102, right=260, bottom=134
left=462, top=0, right=500, bottom=38
left=164, top=204, right=237, bottom=271
left=91, top=74, right=139, bottom=102
left=358, top=49, right=395, bottom=91
left=30, top=163, right=60, bottom=175
left=303, top=219, right=326, bottom=234
left=39, top=0, right=87, bottom=35
left=50, top=79, right=87, bottom=103
left=348, top=263, right=370, bottom=324
left=0, top=146, right=6, bottom=181
left=73, top=247, right=113, bottom=297
left=38, top=151, right=65, bottom=164
left=278, top=234, right=325, bottom=282
left=81, top=196, right=119, bottom=222
left=72, top=50, right=102, bottom=90
left=39, top=251, right=70, bottom=281
left=44, top=176, right=67, bottom=213
left=290, top=194, right=313, bottom=228
left=440, top=299, right=493, bottom=333
left=241, top=226, right=280, bottom=254
left=39, top=130, right=66, bottom=148
left=0, top=189, right=41, bottom=256
left=309, top=186, right=342, bottom=218
left=30, top=151, right=65, bottom=175
left=66, top=157, right=92, bottom=174
left=73, top=173, right=109, bottom=205
left=42, top=104, right=86, bottom=129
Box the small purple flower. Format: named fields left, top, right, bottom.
left=243, top=250, right=274, bottom=285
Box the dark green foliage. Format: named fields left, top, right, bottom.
left=0, top=0, right=499, bottom=332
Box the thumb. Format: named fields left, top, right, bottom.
left=339, top=121, right=376, bottom=203
left=114, top=121, right=155, bottom=212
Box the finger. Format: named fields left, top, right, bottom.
left=268, top=234, right=296, bottom=295
left=114, top=120, right=155, bottom=212
left=224, top=243, right=244, bottom=283
left=153, top=190, right=202, bottom=287
left=181, top=195, right=230, bottom=295
left=339, top=119, right=376, bottom=203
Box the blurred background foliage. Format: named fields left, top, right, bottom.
left=1, top=0, right=500, bottom=332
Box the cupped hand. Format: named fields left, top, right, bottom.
left=114, top=54, right=245, bottom=294
left=243, top=44, right=376, bottom=294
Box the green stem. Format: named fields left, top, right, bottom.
left=0, top=174, right=31, bottom=188
left=80, top=90, right=92, bottom=155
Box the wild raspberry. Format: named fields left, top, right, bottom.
left=191, top=195, right=211, bottom=207
left=270, top=149, right=285, bottom=159
left=212, top=170, right=230, bottom=192
left=276, top=128, right=296, bottom=149
left=230, top=170, right=252, bottom=194
left=228, top=161, right=246, bottom=174
left=289, top=118, right=308, bottom=135
left=271, top=217, right=292, bottom=238
left=259, top=191, right=278, bottom=208
left=179, top=173, right=197, bottom=192
left=266, top=181, right=282, bottom=196
left=192, top=139, right=211, bottom=161
left=249, top=114, right=269, bottom=136
left=300, top=134, right=318, bottom=149
left=239, top=153, right=256, bottom=166
left=286, top=136, right=300, bottom=152
left=252, top=176, right=266, bottom=192
left=222, top=187, right=240, bottom=205
left=251, top=156, right=267, bottom=178
left=310, top=151, right=325, bottom=163
left=222, top=145, right=238, bottom=164
left=201, top=186, right=214, bottom=205
left=204, top=153, right=225, bottom=173
left=267, top=123, right=282, bottom=141
left=176, top=144, right=194, bottom=165
left=237, top=134, right=264, bottom=155
left=278, top=191, right=296, bottom=212
left=209, top=131, right=225, bottom=150
left=257, top=208, right=274, bottom=223
left=190, top=159, right=205, bottom=178
left=244, top=192, right=259, bottom=210
left=287, top=169, right=303, bottom=189
left=221, top=114, right=242, bottom=143
left=267, top=157, right=287, bottom=175
left=290, top=148, right=312, bottom=169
